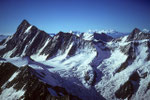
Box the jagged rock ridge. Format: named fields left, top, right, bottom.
left=0, top=62, right=81, bottom=100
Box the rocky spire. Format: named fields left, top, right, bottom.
left=15, top=19, right=31, bottom=36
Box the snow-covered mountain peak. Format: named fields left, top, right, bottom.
left=68, top=30, right=82, bottom=37
left=84, top=29, right=129, bottom=38
left=143, top=29, right=150, bottom=33
left=69, top=30, right=81, bottom=34
left=126, top=28, right=150, bottom=41
left=84, top=29, right=120, bottom=34
left=16, top=19, right=32, bottom=35
left=49, top=29, right=128, bottom=40
left=16, top=19, right=47, bottom=36
left=97, top=29, right=118, bottom=34
left=132, top=28, right=150, bottom=35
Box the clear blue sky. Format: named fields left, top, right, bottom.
left=0, top=0, right=150, bottom=34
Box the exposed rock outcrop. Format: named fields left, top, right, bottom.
left=0, top=62, right=81, bottom=100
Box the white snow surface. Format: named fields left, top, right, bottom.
left=82, top=32, right=94, bottom=41
left=24, top=25, right=32, bottom=33
left=0, top=44, right=7, bottom=50
left=142, top=29, right=150, bottom=33
left=6, top=57, right=29, bottom=67
left=3, top=47, right=17, bottom=58
left=8, top=71, right=20, bottom=82
left=0, top=85, right=25, bottom=100
left=69, top=30, right=81, bottom=37
left=0, top=35, right=12, bottom=50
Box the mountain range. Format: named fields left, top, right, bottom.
left=0, top=20, right=150, bottom=100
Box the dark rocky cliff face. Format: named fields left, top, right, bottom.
left=0, top=63, right=18, bottom=87
left=41, top=31, right=95, bottom=59
left=115, top=71, right=140, bottom=99
left=0, top=20, right=51, bottom=58
left=93, top=33, right=113, bottom=42
left=41, top=32, right=76, bottom=59
left=127, top=28, right=150, bottom=41
left=0, top=62, right=81, bottom=100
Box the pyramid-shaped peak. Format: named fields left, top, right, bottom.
left=16, top=19, right=31, bottom=35
left=20, top=19, right=30, bottom=26
left=132, top=28, right=141, bottom=34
